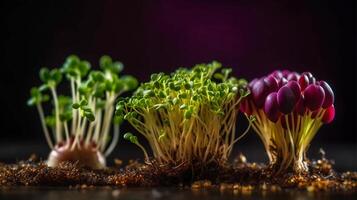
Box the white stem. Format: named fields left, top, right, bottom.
left=50, top=87, right=62, bottom=142
left=85, top=121, right=95, bottom=145
left=84, top=98, right=96, bottom=145
left=92, top=110, right=102, bottom=142
left=100, top=103, right=115, bottom=151
left=64, top=121, right=70, bottom=141
left=71, top=111, right=82, bottom=150
left=104, top=124, right=120, bottom=156
left=99, top=94, right=114, bottom=151
left=70, top=78, right=77, bottom=134
left=80, top=118, right=88, bottom=139
left=36, top=104, right=54, bottom=149
left=75, top=78, right=81, bottom=135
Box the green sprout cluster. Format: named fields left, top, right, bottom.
left=28, top=55, right=138, bottom=157
left=116, top=62, right=252, bottom=165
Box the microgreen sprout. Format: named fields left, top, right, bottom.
left=241, top=70, right=335, bottom=173
left=116, top=62, right=252, bottom=165
left=28, top=55, right=138, bottom=169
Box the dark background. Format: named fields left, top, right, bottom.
left=0, top=0, right=356, bottom=167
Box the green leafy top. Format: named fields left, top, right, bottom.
left=27, top=87, right=50, bottom=106
left=61, top=55, right=91, bottom=78
left=28, top=55, right=138, bottom=122
left=116, top=61, right=249, bottom=120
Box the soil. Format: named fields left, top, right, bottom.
left=0, top=153, right=356, bottom=193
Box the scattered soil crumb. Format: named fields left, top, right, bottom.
left=0, top=154, right=356, bottom=193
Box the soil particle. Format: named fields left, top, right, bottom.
left=0, top=154, right=356, bottom=192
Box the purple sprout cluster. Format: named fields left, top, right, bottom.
left=241, top=70, right=335, bottom=125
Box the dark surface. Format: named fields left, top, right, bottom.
left=0, top=143, right=356, bottom=171
left=1, top=187, right=356, bottom=200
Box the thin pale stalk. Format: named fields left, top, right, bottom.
left=36, top=103, right=54, bottom=149
left=50, top=87, right=62, bottom=141
left=104, top=124, right=120, bottom=156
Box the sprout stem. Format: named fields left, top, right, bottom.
left=70, top=78, right=77, bottom=134
left=104, top=124, right=120, bottom=156
left=250, top=104, right=327, bottom=173
left=84, top=121, right=95, bottom=145
left=136, top=142, right=150, bottom=163
left=50, top=87, right=62, bottom=142
left=227, top=114, right=252, bottom=152
left=63, top=121, right=70, bottom=141
left=36, top=103, right=54, bottom=149
left=92, top=110, right=102, bottom=142
left=100, top=94, right=115, bottom=152
left=80, top=118, right=88, bottom=139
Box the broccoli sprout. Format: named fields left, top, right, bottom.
left=116, top=62, right=252, bottom=165
left=241, top=70, right=335, bottom=173
left=28, top=55, right=138, bottom=169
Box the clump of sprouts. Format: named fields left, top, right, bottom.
left=27, top=55, right=138, bottom=169
left=116, top=62, right=252, bottom=166
left=241, top=70, right=335, bottom=173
